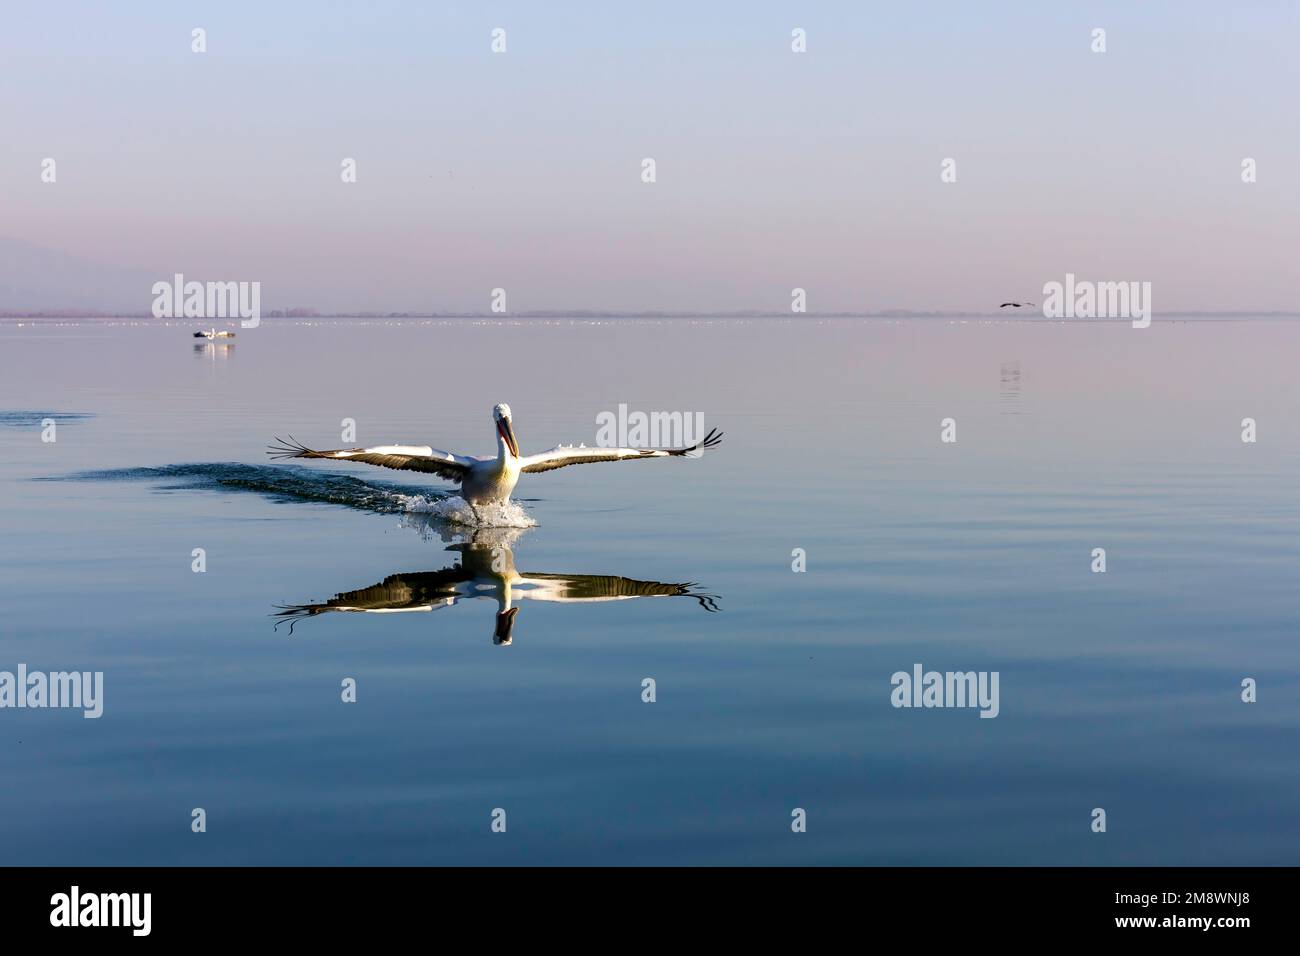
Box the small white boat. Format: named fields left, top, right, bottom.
left=193, top=329, right=236, bottom=339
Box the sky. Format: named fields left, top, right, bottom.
left=1, top=1, right=1297, bottom=313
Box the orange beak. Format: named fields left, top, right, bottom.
left=497, top=418, right=519, bottom=458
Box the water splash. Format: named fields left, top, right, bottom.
left=397, top=493, right=537, bottom=529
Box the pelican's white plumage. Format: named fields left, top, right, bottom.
left=268, top=403, right=721, bottom=505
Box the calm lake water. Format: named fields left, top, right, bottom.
left=1, top=317, right=1298, bottom=865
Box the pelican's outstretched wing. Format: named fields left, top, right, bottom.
left=268, top=436, right=472, bottom=481
left=273, top=568, right=470, bottom=632
left=518, top=573, right=720, bottom=611
left=519, top=428, right=722, bottom=475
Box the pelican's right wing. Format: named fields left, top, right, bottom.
left=268, top=436, right=472, bottom=481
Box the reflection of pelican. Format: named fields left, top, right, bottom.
left=268, top=403, right=722, bottom=506
left=193, top=341, right=234, bottom=358
left=273, top=525, right=719, bottom=644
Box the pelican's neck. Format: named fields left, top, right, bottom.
left=495, top=425, right=518, bottom=466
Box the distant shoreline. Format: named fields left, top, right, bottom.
left=3, top=310, right=1299, bottom=321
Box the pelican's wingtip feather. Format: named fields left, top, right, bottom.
left=266, top=435, right=313, bottom=460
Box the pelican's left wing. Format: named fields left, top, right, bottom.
left=519, top=428, right=722, bottom=474
left=272, top=567, right=470, bottom=632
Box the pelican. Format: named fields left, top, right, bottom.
left=268, top=404, right=721, bottom=505
left=272, top=527, right=719, bottom=643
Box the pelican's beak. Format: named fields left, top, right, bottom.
left=498, top=417, right=519, bottom=458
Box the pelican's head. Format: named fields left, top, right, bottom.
left=493, top=403, right=519, bottom=458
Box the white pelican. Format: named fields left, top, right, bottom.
left=268, top=403, right=721, bottom=504
left=272, top=527, right=719, bottom=643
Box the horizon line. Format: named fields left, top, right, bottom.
left=5, top=309, right=1300, bottom=320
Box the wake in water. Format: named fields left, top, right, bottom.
left=42, top=462, right=537, bottom=528
left=0, top=410, right=94, bottom=428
